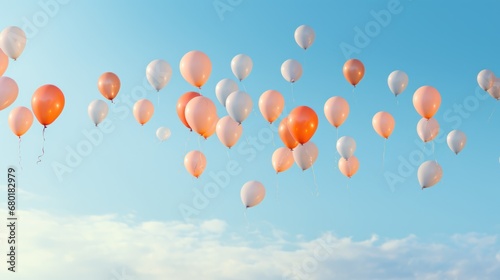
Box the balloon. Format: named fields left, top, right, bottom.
left=215, top=78, right=238, bottom=107
left=324, top=96, right=349, bottom=128
left=185, top=96, right=218, bottom=136
left=179, top=50, right=212, bottom=88
left=202, top=116, right=218, bottom=139
left=31, top=84, right=65, bottom=126
left=87, top=99, right=109, bottom=126
left=343, top=59, right=365, bottom=87
left=98, top=72, right=121, bottom=102
left=292, top=141, right=318, bottom=171
left=287, top=106, right=318, bottom=144
left=146, top=59, right=172, bottom=91
left=336, top=136, right=356, bottom=160
left=281, top=59, right=303, bottom=83
left=241, top=180, right=266, bottom=208
left=413, top=86, right=441, bottom=119
left=225, top=90, right=253, bottom=124
left=156, top=127, right=171, bottom=142
left=177, top=91, right=202, bottom=130
left=418, top=160, right=443, bottom=189
left=338, top=156, right=359, bottom=178
left=487, top=78, right=500, bottom=100
left=133, top=99, right=154, bottom=125
left=372, top=111, right=395, bottom=139
left=416, top=117, right=439, bottom=143
left=259, top=90, right=284, bottom=124
left=477, top=69, right=495, bottom=91
left=294, top=25, right=315, bottom=50
left=0, top=48, right=8, bottom=76
left=272, top=147, right=294, bottom=173
left=231, top=54, right=253, bottom=81
left=216, top=116, right=242, bottom=148
left=184, top=150, right=207, bottom=178
left=0, top=76, right=19, bottom=110
left=0, top=26, right=26, bottom=60
left=8, top=106, right=33, bottom=137
left=447, top=130, right=467, bottom=155
left=279, top=117, right=299, bottom=150
left=387, top=70, right=409, bottom=96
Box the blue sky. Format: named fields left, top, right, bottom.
left=1, top=0, right=500, bottom=279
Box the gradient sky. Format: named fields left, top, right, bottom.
left=1, top=1, right=500, bottom=279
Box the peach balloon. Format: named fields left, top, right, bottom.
left=184, top=150, right=207, bottom=178
left=372, top=111, right=395, bottom=139
left=272, top=147, right=294, bottom=173
left=202, top=116, right=218, bottom=139
left=179, top=50, right=212, bottom=88
left=0, top=48, right=8, bottom=76
left=133, top=99, right=154, bottom=125
left=278, top=117, right=299, bottom=150
left=413, top=86, right=441, bottom=119
left=343, top=59, right=365, bottom=87
left=8, top=106, right=33, bottom=137
left=185, top=96, right=218, bottom=137
left=324, top=96, right=349, bottom=128
left=177, top=91, right=201, bottom=130
left=216, top=116, right=242, bottom=148
left=259, top=90, right=285, bottom=124
left=31, top=84, right=65, bottom=127
left=287, top=106, right=319, bottom=144
left=98, top=72, right=121, bottom=102
left=0, top=76, right=18, bottom=110
left=338, top=156, right=359, bottom=178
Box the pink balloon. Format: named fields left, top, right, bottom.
left=0, top=48, right=8, bottom=76
left=8, top=106, right=33, bottom=137
left=324, top=96, right=349, bottom=128
left=413, top=86, right=441, bottom=119
left=184, top=150, right=207, bottom=178
left=202, top=116, right=218, bottom=139
left=185, top=96, right=218, bottom=137
left=133, top=99, right=154, bottom=125
left=292, top=141, right=318, bottom=171
left=216, top=116, right=242, bottom=148
left=338, top=156, right=359, bottom=178
left=272, top=147, right=294, bottom=173
left=416, top=117, right=440, bottom=143
left=372, top=111, right=395, bottom=139
left=259, top=90, right=285, bottom=124
left=179, top=50, right=212, bottom=88
left=0, top=76, right=18, bottom=110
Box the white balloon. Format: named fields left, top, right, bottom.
left=336, top=136, right=356, bottom=160
left=281, top=59, right=303, bottom=83
left=240, top=180, right=266, bottom=208
left=417, top=160, right=443, bottom=189
left=294, top=25, right=315, bottom=50
left=225, top=90, right=253, bottom=124
left=87, top=99, right=109, bottom=126
left=156, top=127, right=171, bottom=142
left=387, top=70, right=409, bottom=96
left=215, top=78, right=239, bottom=107
left=487, top=78, right=500, bottom=100
left=477, top=69, right=495, bottom=91
left=292, top=141, right=318, bottom=171
left=146, top=59, right=172, bottom=91
left=231, top=54, right=253, bottom=81
left=447, top=130, right=466, bottom=155
left=0, top=26, right=26, bottom=60
left=416, top=118, right=440, bottom=143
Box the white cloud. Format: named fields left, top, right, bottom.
left=0, top=210, right=499, bottom=280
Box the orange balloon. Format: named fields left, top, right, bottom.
left=343, top=59, right=365, bottom=87
left=184, top=150, right=207, bottom=178
left=324, top=96, right=349, bottom=128
left=287, top=106, right=319, bottom=144
left=278, top=117, right=299, bottom=150
left=177, top=91, right=202, bottom=130
left=31, top=84, right=65, bottom=127
left=133, top=99, right=154, bottom=125
left=338, top=156, right=359, bottom=178
left=272, top=147, right=294, bottom=173
left=179, top=50, right=212, bottom=88
left=413, top=86, right=441, bottom=119
left=0, top=48, right=8, bottom=76
left=202, top=116, right=218, bottom=139
left=98, top=72, right=121, bottom=102
left=184, top=96, right=218, bottom=137
left=259, top=90, right=285, bottom=124
left=372, top=111, right=395, bottom=139
left=8, top=106, right=33, bottom=137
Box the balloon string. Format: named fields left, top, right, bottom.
left=382, top=138, right=387, bottom=169
left=241, top=80, right=247, bottom=92
left=275, top=174, right=280, bottom=202
left=243, top=207, right=250, bottom=231
left=432, top=141, right=435, bottom=160
left=157, top=92, right=160, bottom=107
left=18, top=137, right=22, bottom=170
left=37, top=126, right=46, bottom=164
left=488, top=103, right=497, bottom=122
left=270, top=123, right=276, bottom=147
left=311, top=163, right=319, bottom=197
left=226, top=149, right=231, bottom=160
left=290, top=83, right=295, bottom=104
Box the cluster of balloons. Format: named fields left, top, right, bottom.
left=477, top=69, right=500, bottom=100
